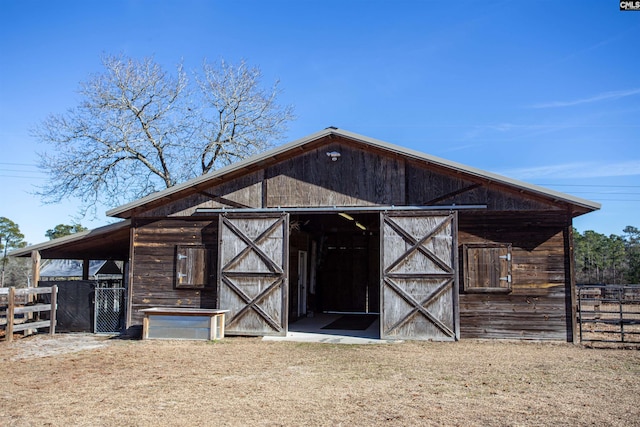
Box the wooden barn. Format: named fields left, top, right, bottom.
left=11, top=128, right=600, bottom=341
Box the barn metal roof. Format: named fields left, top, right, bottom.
left=106, top=127, right=600, bottom=219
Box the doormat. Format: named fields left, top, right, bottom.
left=321, top=314, right=377, bottom=331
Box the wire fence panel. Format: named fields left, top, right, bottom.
left=94, top=287, right=125, bottom=334
left=578, top=284, right=640, bottom=345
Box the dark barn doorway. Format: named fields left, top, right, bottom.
left=288, top=212, right=380, bottom=329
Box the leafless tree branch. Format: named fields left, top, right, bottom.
left=32, top=54, right=294, bottom=215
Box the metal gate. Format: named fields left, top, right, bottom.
left=218, top=213, right=289, bottom=336
left=380, top=212, right=458, bottom=341
left=578, top=284, right=640, bottom=344
left=94, top=286, right=125, bottom=334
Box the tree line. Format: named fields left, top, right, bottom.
left=574, top=226, right=640, bottom=284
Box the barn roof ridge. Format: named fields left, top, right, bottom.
left=106, top=127, right=600, bottom=218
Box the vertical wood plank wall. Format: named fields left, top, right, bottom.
left=265, top=144, right=405, bottom=207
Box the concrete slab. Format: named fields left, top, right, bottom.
left=262, top=313, right=402, bottom=345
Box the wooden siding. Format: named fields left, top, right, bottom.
left=129, top=218, right=218, bottom=326
left=139, top=171, right=264, bottom=217
left=265, top=143, right=405, bottom=207
left=131, top=138, right=567, bottom=218
left=405, top=163, right=561, bottom=211
left=458, top=212, right=572, bottom=340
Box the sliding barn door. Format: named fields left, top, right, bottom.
left=380, top=212, right=458, bottom=341
left=218, top=213, right=289, bottom=336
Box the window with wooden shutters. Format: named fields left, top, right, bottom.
left=463, top=243, right=512, bottom=293
left=175, top=245, right=208, bottom=288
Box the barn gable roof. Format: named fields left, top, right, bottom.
left=106, top=127, right=600, bottom=219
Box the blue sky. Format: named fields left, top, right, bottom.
left=1, top=0, right=639, bottom=244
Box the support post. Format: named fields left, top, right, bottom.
left=142, top=314, right=149, bottom=339
left=27, top=250, right=41, bottom=336
left=565, top=217, right=578, bottom=344
left=82, top=258, right=90, bottom=280
left=619, top=288, right=625, bottom=343
left=219, top=313, right=225, bottom=339
left=7, top=287, right=15, bottom=342
left=31, top=250, right=41, bottom=287
left=50, top=285, right=57, bottom=336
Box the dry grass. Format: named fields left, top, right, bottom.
left=2, top=335, right=639, bottom=426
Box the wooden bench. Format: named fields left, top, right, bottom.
left=140, top=307, right=228, bottom=341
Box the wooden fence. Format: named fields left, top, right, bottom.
left=0, top=286, right=58, bottom=342
left=577, top=284, right=640, bottom=345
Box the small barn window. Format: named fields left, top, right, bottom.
left=463, top=243, right=512, bottom=293
left=175, top=245, right=208, bottom=288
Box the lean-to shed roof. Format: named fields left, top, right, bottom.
left=9, top=220, right=131, bottom=259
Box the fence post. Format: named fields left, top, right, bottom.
left=619, top=288, right=624, bottom=343
left=577, top=287, right=583, bottom=343
left=50, top=285, right=57, bottom=336
left=7, top=287, right=15, bottom=342
left=26, top=250, right=41, bottom=337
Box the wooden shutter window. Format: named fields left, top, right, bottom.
left=463, top=243, right=512, bottom=293
left=176, top=245, right=208, bottom=288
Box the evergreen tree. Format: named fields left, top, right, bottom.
left=0, top=217, right=27, bottom=287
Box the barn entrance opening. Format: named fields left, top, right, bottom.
left=288, top=212, right=380, bottom=338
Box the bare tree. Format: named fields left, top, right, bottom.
left=33, top=54, right=294, bottom=215
left=197, top=60, right=294, bottom=173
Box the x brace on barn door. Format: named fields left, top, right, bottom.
left=218, top=214, right=288, bottom=336
left=383, top=217, right=454, bottom=276
left=381, top=212, right=458, bottom=341
left=383, top=277, right=455, bottom=337
left=220, top=275, right=284, bottom=332
left=221, top=217, right=285, bottom=275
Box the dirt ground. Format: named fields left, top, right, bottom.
left=2, top=334, right=639, bottom=427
